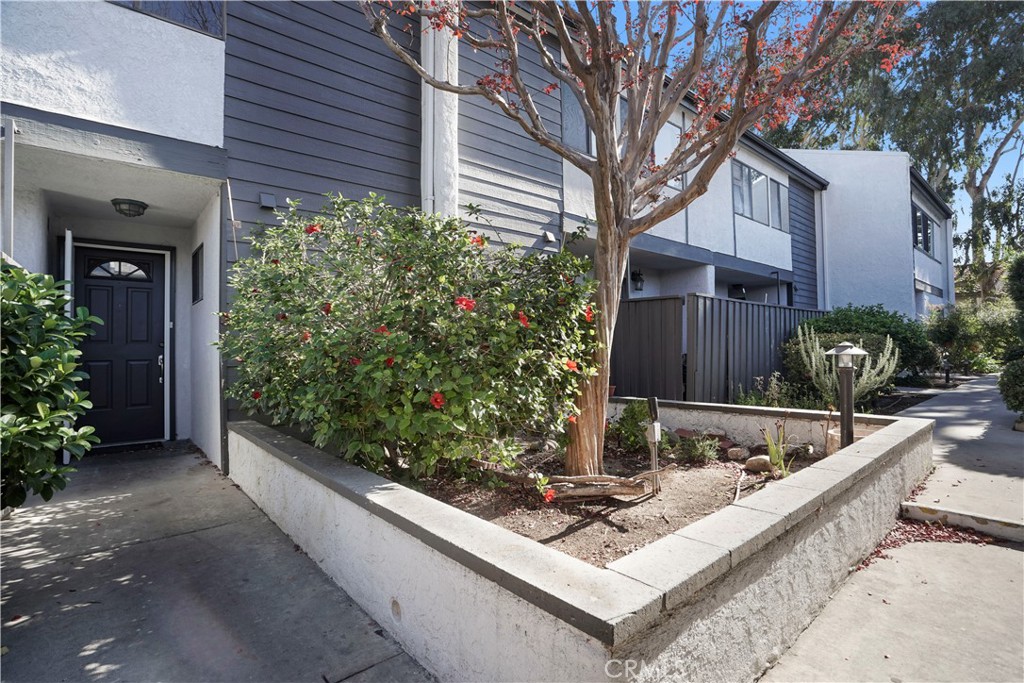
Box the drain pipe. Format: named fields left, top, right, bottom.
left=421, top=17, right=435, bottom=214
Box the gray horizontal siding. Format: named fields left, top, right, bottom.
left=789, top=179, right=818, bottom=309
left=458, top=27, right=562, bottom=250
left=223, top=1, right=420, bottom=422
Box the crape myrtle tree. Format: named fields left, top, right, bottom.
left=362, top=0, right=908, bottom=476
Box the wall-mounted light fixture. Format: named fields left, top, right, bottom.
left=630, top=269, right=645, bottom=292
left=111, top=198, right=148, bottom=218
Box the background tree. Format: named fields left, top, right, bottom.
left=363, top=0, right=908, bottom=476
left=767, top=1, right=1024, bottom=299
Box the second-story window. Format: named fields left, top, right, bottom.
left=110, top=1, right=224, bottom=38
left=912, top=204, right=936, bottom=256
left=733, top=160, right=788, bottom=231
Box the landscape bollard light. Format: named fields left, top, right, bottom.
left=942, top=351, right=951, bottom=386
left=646, top=397, right=661, bottom=494
left=825, top=342, right=868, bottom=449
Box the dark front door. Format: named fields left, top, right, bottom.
left=74, top=246, right=166, bottom=446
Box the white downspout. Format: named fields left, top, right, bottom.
left=817, top=186, right=830, bottom=310
left=421, top=20, right=436, bottom=214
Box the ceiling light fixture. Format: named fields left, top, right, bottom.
left=111, top=198, right=148, bottom=218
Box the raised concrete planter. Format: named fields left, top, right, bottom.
left=228, top=402, right=932, bottom=683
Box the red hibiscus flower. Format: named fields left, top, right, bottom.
left=305, top=223, right=322, bottom=235
left=567, top=414, right=577, bottom=424
left=385, top=357, right=395, bottom=367
left=374, top=325, right=390, bottom=336
left=430, top=391, right=445, bottom=409
left=276, top=313, right=288, bottom=321
left=518, top=311, right=530, bottom=328
left=470, top=235, right=485, bottom=247
left=301, top=331, right=311, bottom=343
left=543, top=488, right=556, bottom=503
left=350, top=357, right=362, bottom=366
left=322, top=302, right=332, bottom=314
left=585, top=305, right=594, bottom=323
left=271, top=259, right=280, bottom=265
left=251, top=390, right=262, bottom=400
left=566, top=360, right=579, bottom=372
left=454, top=296, right=476, bottom=312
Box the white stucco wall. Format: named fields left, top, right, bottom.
left=0, top=0, right=224, bottom=147
left=52, top=217, right=196, bottom=442
left=10, top=185, right=48, bottom=272
left=785, top=150, right=916, bottom=317
left=190, top=193, right=223, bottom=465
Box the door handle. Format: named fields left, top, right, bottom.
left=158, top=354, right=164, bottom=384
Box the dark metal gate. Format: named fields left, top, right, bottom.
left=685, top=294, right=824, bottom=403
left=610, top=296, right=684, bottom=400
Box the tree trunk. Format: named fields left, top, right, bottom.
left=564, top=170, right=629, bottom=476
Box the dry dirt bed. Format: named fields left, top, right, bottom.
left=421, top=449, right=813, bottom=567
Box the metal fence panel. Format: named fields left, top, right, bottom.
left=686, top=294, right=824, bottom=403
left=610, top=296, right=684, bottom=400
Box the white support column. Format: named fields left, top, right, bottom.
left=1, top=118, right=15, bottom=258
left=421, top=20, right=460, bottom=218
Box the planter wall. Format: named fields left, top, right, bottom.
left=228, top=403, right=932, bottom=682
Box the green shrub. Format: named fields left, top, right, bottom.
left=927, top=298, right=1019, bottom=372
left=1, top=263, right=101, bottom=509
left=781, top=332, right=890, bottom=388
left=607, top=400, right=651, bottom=453
left=677, top=435, right=720, bottom=465
left=804, top=304, right=938, bottom=374
left=998, top=359, right=1024, bottom=417
left=734, top=371, right=828, bottom=410
left=791, top=327, right=900, bottom=407
left=219, top=194, right=598, bottom=479
left=1007, top=254, right=1024, bottom=342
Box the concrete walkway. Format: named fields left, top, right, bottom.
left=1, top=443, right=432, bottom=683
left=762, top=376, right=1024, bottom=682
left=899, top=374, right=1024, bottom=537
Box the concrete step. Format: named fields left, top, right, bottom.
left=901, top=500, right=1024, bottom=543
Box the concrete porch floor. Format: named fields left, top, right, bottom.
left=0, top=443, right=433, bottom=682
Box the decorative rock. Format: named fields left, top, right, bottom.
left=745, top=455, right=773, bottom=473
left=664, top=430, right=682, bottom=446
left=675, top=428, right=700, bottom=439
left=726, top=447, right=750, bottom=462
left=716, top=438, right=736, bottom=451
left=705, top=427, right=727, bottom=437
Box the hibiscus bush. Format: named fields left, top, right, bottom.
left=220, top=194, right=598, bottom=479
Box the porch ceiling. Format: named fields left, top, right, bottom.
left=13, top=144, right=221, bottom=229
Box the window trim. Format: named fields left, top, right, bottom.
left=732, top=160, right=789, bottom=233
left=911, top=203, right=937, bottom=258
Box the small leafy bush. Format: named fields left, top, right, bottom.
left=606, top=400, right=651, bottom=453
left=998, top=359, right=1024, bottom=418
left=734, top=371, right=828, bottom=410
left=1, top=263, right=100, bottom=509
left=792, top=326, right=899, bottom=407
left=677, top=435, right=719, bottom=464
left=804, top=304, right=937, bottom=374
left=219, top=194, right=598, bottom=479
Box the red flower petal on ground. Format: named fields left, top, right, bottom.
left=566, top=360, right=579, bottom=372
left=301, top=331, right=311, bottom=343
left=543, top=489, right=556, bottom=503
left=374, top=325, right=390, bottom=335
left=430, top=391, right=445, bottom=409
left=322, top=302, right=332, bottom=314
left=585, top=305, right=594, bottom=323
left=454, top=296, right=476, bottom=312
left=305, top=223, right=322, bottom=235
left=251, top=391, right=262, bottom=400
left=518, top=311, right=530, bottom=328
left=350, top=357, right=362, bottom=366
left=385, top=357, right=395, bottom=367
